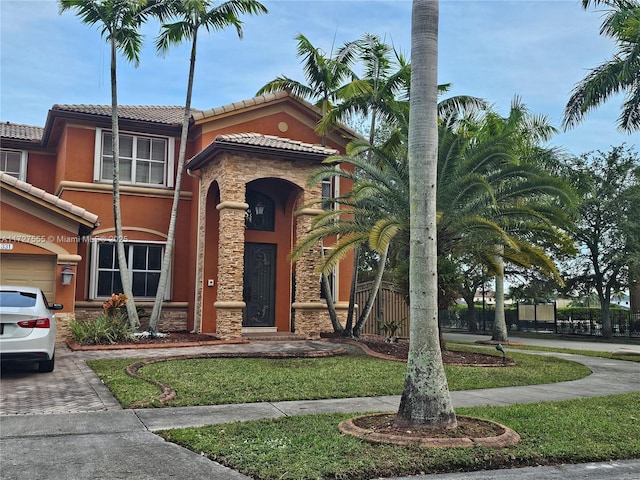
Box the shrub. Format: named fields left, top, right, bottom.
left=69, top=313, right=134, bottom=345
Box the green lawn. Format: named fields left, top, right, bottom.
left=87, top=344, right=591, bottom=408
left=158, top=392, right=640, bottom=480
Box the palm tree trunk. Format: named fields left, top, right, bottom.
left=321, top=272, right=343, bottom=333
left=353, top=245, right=388, bottom=336
left=343, top=246, right=359, bottom=337
left=491, top=248, right=508, bottom=342
left=110, top=37, right=139, bottom=329
left=149, top=31, right=199, bottom=333
left=395, top=0, right=456, bottom=430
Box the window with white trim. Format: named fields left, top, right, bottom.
left=91, top=241, right=168, bottom=299
left=319, top=247, right=337, bottom=302
left=321, top=176, right=334, bottom=210
left=95, top=129, right=173, bottom=186
left=321, top=168, right=339, bottom=211
left=0, top=149, right=27, bottom=181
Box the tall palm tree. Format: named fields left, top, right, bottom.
left=563, top=0, right=640, bottom=133
left=315, top=34, right=410, bottom=337
left=394, top=0, right=457, bottom=430
left=257, top=33, right=358, bottom=330
left=316, top=34, right=411, bottom=144
left=147, top=0, right=267, bottom=333
left=59, top=0, right=163, bottom=328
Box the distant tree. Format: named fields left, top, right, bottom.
left=147, top=0, right=267, bottom=334
left=563, top=0, right=640, bottom=133
left=457, top=261, right=490, bottom=332
left=625, top=171, right=640, bottom=318
left=566, top=145, right=639, bottom=338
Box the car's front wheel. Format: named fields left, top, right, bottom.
left=38, top=352, right=55, bottom=373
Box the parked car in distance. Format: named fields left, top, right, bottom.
left=0, top=286, right=62, bottom=372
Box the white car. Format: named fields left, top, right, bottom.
left=0, top=286, right=61, bottom=372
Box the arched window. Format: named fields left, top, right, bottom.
left=245, top=190, right=274, bottom=231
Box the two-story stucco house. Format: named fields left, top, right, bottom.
left=0, top=90, right=355, bottom=339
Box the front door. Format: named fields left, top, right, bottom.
left=243, top=243, right=276, bottom=327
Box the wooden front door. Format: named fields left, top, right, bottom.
left=243, top=243, right=276, bottom=327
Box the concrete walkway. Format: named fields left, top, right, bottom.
left=1, top=334, right=639, bottom=479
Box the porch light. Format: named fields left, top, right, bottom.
left=61, top=264, right=74, bottom=286
left=254, top=202, right=265, bottom=216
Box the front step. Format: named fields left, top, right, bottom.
left=242, top=332, right=307, bottom=341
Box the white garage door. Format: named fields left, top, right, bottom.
left=0, top=254, right=57, bottom=302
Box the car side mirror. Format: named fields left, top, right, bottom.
left=50, top=304, right=64, bottom=311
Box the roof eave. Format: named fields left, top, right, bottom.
left=186, top=139, right=336, bottom=171
left=41, top=109, right=186, bottom=147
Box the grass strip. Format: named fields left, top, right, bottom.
left=158, top=392, right=640, bottom=480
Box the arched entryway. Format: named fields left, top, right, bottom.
left=243, top=178, right=301, bottom=334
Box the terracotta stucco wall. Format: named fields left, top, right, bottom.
left=0, top=201, right=83, bottom=312
left=25, top=151, right=56, bottom=193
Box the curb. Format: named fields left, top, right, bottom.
left=66, top=338, right=249, bottom=351
left=339, top=414, right=521, bottom=448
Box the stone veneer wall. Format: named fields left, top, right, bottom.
left=195, top=151, right=333, bottom=339
left=72, top=303, right=188, bottom=337
left=54, top=312, right=75, bottom=343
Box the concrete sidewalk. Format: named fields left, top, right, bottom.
left=1, top=335, right=639, bottom=479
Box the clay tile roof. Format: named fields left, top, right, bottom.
left=0, top=172, right=99, bottom=225
left=0, top=122, right=44, bottom=141
left=192, top=90, right=305, bottom=121
left=51, top=104, right=200, bottom=125
left=216, top=132, right=339, bottom=156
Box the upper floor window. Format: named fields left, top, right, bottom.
left=0, top=149, right=27, bottom=181
left=321, top=170, right=339, bottom=211
left=94, top=129, right=174, bottom=187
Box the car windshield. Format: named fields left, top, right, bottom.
left=0, top=291, right=38, bottom=308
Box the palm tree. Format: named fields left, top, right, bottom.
left=147, top=0, right=267, bottom=333
left=316, top=33, right=411, bottom=144
left=315, top=34, right=410, bottom=337
left=59, top=0, right=163, bottom=328
left=394, top=0, right=457, bottom=430
left=452, top=99, right=576, bottom=342
left=563, top=0, right=640, bottom=133
left=290, top=139, right=409, bottom=336
left=256, top=33, right=358, bottom=145
left=257, top=33, right=358, bottom=330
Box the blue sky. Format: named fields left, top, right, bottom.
left=1, top=0, right=636, bottom=156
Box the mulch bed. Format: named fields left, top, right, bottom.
left=66, top=331, right=244, bottom=350
left=329, top=334, right=515, bottom=366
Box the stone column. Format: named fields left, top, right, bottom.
left=292, top=208, right=328, bottom=338
left=214, top=198, right=248, bottom=339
